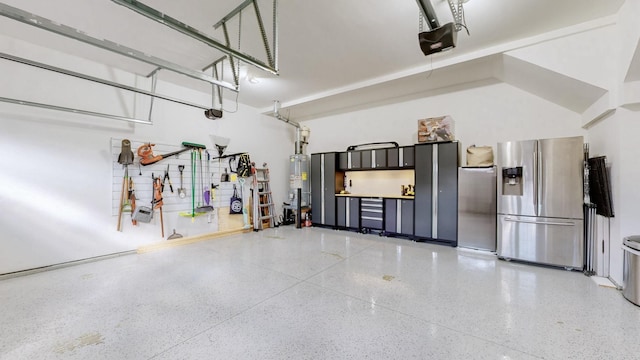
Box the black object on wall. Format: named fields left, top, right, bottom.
left=588, top=156, right=614, bottom=218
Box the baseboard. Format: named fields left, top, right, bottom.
left=137, top=227, right=252, bottom=254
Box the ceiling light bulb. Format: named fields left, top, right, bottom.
left=248, top=75, right=259, bottom=84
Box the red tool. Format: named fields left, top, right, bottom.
left=137, top=143, right=190, bottom=166
left=137, top=142, right=206, bottom=166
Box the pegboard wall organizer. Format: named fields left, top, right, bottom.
left=111, top=138, right=248, bottom=217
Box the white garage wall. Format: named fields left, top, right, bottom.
left=588, top=108, right=640, bottom=285
left=0, top=39, right=294, bottom=274
left=302, top=80, right=586, bottom=157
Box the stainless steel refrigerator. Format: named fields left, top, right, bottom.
left=458, top=166, right=496, bottom=251
left=497, top=136, right=584, bottom=269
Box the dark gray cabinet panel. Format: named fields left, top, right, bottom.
left=374, top=149, right=387, bottom=168
left=414, top=144, right=433, bottom=238
left=384, top=199, right=413, bottom=235
left=349, top=197, right=360, bottom=229
left=401, top=199, right=414, bottom=235
left=413, top=142, right=458, bottom=244
left=336, top=197, right=346, bottom=227
left=323, top=153, right=337, bottom=226
left=311, top=153, right=338, bottom=226
left=350, top=151, right=361, bottom=169
left=311, top=154, right=322, bottom=225
left=437, top=142, right=458, bottom=243
left=402, top=147, right=415, bottom=167
left=337, top=197, right=360, bottom=229
left=387, top=148, right=399, bottom=168
left=384, top=199, right=397, bottom=233
left=338, top=152, right=349, bottom=170
left=361, top=150, right=372, bottom=169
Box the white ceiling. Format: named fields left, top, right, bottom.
left=0, top=0, right=626, bottom=120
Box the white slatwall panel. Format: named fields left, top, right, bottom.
left=111, top=138, right=249, bottom=216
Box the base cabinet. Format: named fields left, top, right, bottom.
left=360, top=198, right=384, bottom=230
left=384, top=199, right=414, bottom=236
left=337, top=197, right=360, bottom=229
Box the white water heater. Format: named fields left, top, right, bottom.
left=289, top=154, right=310, bottom=207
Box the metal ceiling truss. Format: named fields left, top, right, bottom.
left=0, top=52, right=221, bottom=124
left=111, top=0, right=280, bottom=76
left=201, top=56, right=227, bottom=109
left=0, top=1, right=282, bottom=122
left=447, top=0, right=466, bottom=32
left=213, top=0, right=276, bottom=69
left=207, top=0, right=280, bottom=110
left=0, top=3, right=232, bottom=124
left=0, top=52, right=211, bottom=111
left=0, top=3, right=237, bottom=92
left=416, top=0, right=468, bottom=33
left=0, top=96, right=153, bottom=125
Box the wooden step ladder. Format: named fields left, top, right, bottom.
left=252, top=164, right=276, bottom=230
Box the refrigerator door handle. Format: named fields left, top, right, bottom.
left=533, top=142, right=538, bottom=216
left=504, top=217, right=575, bottom=226
left=537, top=145, right=543, bottom=216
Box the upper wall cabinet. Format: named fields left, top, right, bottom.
left=373, top=149, right=386, bottom=168
left=338, top=146, right=414, bottom=170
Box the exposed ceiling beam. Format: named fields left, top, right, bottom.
left=0, top=96, right=153, bottom=125
left=213, top=0, right=254, bottom=29
left=0, top=52, right=213, bottom=111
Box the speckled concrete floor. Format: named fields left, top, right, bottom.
left=1, top=227, right=639, bottom=359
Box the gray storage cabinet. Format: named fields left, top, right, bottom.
left=360, top=198, right=384, bottom=230
left=387, top=148, right=399, bottom=168
left=384, top=199, right=414, bottom=236
left=413, top=142, right=458, bottom=245
left=373, top=149, right=387, bottom=168
left=402, top=146, right=415, bottom=167
left=311, top=152, right=338, bottom=227
left=337, top=197, right=360, bottom=229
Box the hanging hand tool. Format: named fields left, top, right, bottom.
left=163, top=164, right=174, bottom=193
left=129, top=177, right=137, bottom=226
left=116, top=166, right=131, bottom=231
left=191, top=149, right=196, bottom=222
left=196, top=148, right=213, bottom=213
left=204, top=150, right=211, bottom=205
left=152, top=174, right=164, bottom=238
left=116, top=139, right=135, bottom=231
left=178, top=165, right=186, bottom=198
left=117, top=139, right=134, bottom=165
